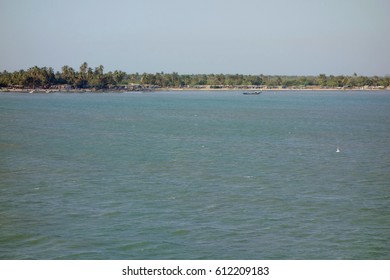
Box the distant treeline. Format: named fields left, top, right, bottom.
left=1, top=62, right=389, bottom=89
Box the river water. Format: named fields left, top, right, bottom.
left=0, top=90, right=389, bottom=259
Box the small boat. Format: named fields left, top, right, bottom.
left=243, top=91, right=261, bottom=95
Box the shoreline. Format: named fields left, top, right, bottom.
left=1, top=86, right=389, bottom=94
left=158, top=86, right=389, bottom=92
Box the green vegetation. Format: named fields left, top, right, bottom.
left=1, top=62, right=389, bottom=90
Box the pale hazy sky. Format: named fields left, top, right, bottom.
left=1, top=0, right=389, bottom=75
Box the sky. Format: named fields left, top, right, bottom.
left=1, top=0, right=389, bottom=76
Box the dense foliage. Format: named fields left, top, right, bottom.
left=1, top=63, right=389, bottom=89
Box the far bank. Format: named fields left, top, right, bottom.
left=1, top=85, right=389, bottom=94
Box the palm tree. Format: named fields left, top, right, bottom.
left=61, top=65, right=76, bottom=86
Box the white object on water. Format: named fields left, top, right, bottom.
left=336, top=147, right=340, bottom=153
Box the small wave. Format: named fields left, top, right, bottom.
left=172, top=229, right=191, bottom=236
